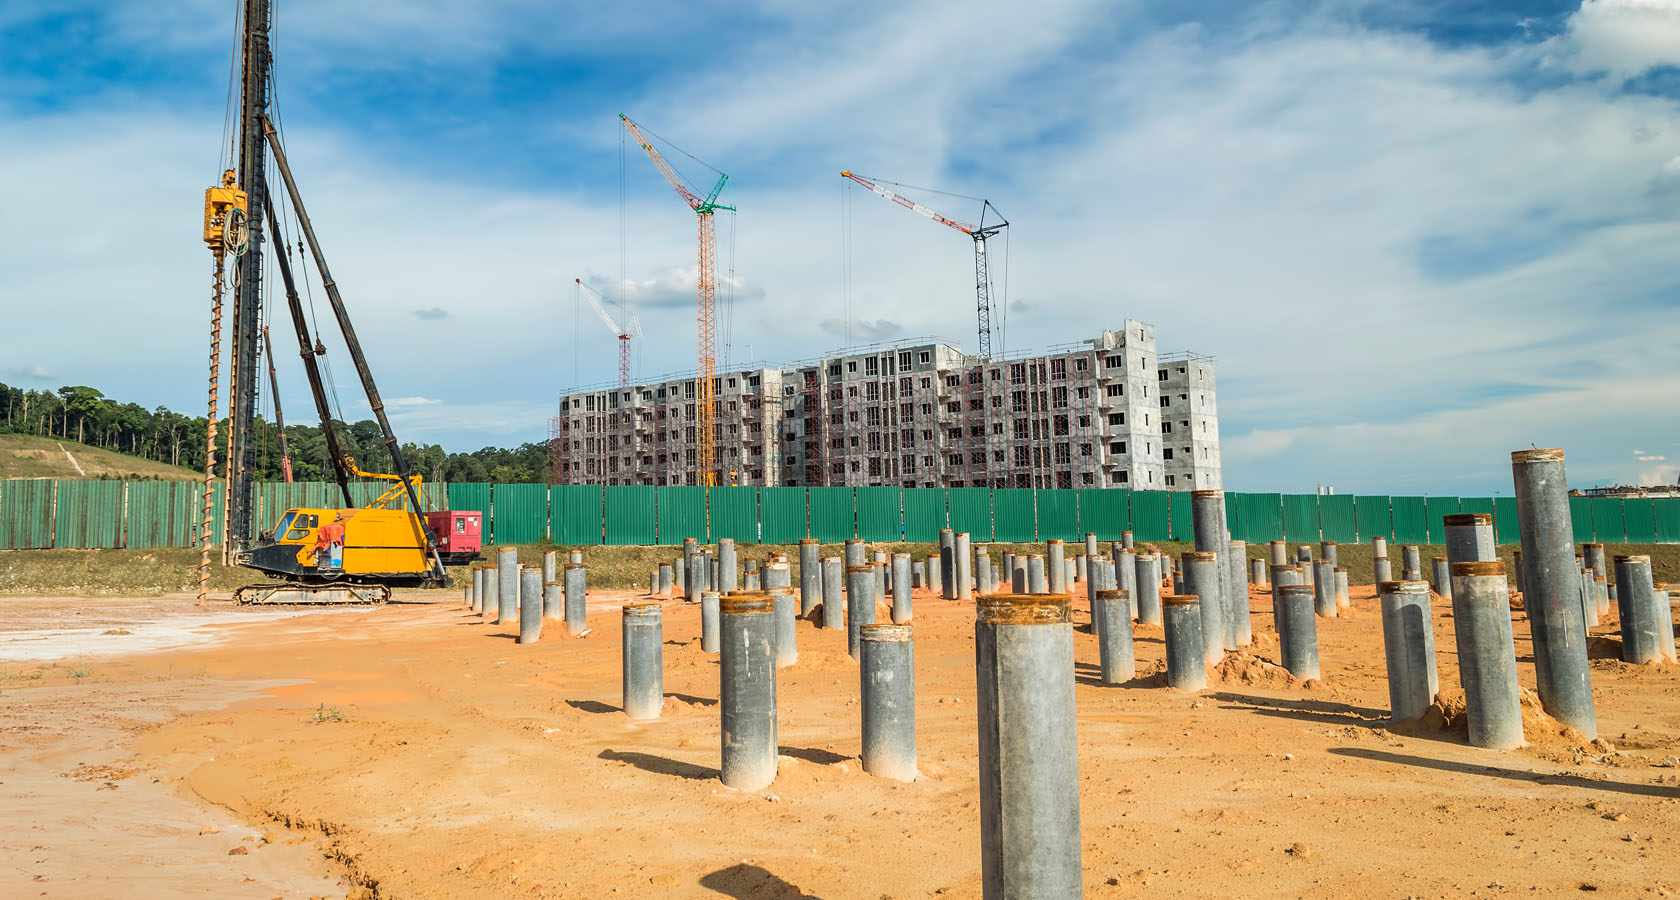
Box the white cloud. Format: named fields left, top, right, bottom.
left=1637, top=454, right=1666, bottom=461
left=1550, top=0, right=1680, bottom=79
left=1639, top=464, right=1679, bottom=486
left=818, top=318, right=902, bottom=342
left=4, top=0, right=1680, bottom=494
left=1225, top=430, right=1295, bottom=460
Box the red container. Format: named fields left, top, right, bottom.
left=426, top=510, right=483, bottom=564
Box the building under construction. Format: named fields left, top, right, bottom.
left=552, top=319, right=1220, bottom=490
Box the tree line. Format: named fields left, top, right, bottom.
left=0, top=382, right=550, bottom=483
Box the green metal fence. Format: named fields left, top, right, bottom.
left=712, top=487, right=759, bottom=543
left=551, top=484, right=604, bottom=545
left=993, top=490, right=1036, bottom=542
left=602, top=485, right=653, bottom=545
left=56, top=480, right=124, bottom=549
left=1, top=479, right=55, bottom=549
left=760, top=488, right=807, bottom=543
left=658, top=486, right=708, bottom=544
left=1353, top=495, right=1392, bottom=543
left=1036, top=490, right=1079, bottom=542
left=1131, top=491, right=1169, bottom=542
left=7, top=479, right=1680, bottom=551
left=901, top=488, right=945, bottom=542
left=947, top=487, right=992, bottom=541
left=856, top=487, right=900, bottom=542
left=1282, top=494, right=1319, bottom=542
left=1318, top=495, right=1357, bottom=543
left=1167, top=491, right=1194, bottom=542
left=1077, top=488, right=1129, bottom=541
left=807, top=487, right=854, bottom=542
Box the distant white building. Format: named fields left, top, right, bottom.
left=553, top=319, right=1221, bottom=490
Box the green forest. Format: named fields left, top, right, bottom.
left=0, top=382, right=549, bottom=483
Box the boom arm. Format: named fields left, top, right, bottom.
left=263, top=117, right=443, bottom=580
left=576, top=278, right=624, bottom=336
left=620, top=114, right=733, bottom=213
left=841, top=170, right=1007, bottom=359
left=263, top=196, right=355, bottom=507
left=841, top=171, right=976, bottom=235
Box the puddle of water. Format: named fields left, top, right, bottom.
left=0, top=608, right=371, bottom=662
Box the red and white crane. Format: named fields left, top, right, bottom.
left=841, top=171, right=1007, bottom=359
left=575, top=278, right=641, bottom=389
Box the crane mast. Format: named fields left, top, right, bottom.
left=840, top=171, right=1006, bottom=359
left=621, top=114, right=733, bottom=486
left=226, top=0, right=272, bottom=557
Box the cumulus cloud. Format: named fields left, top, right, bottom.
left=1225, top=430, right=1295, bottom=460
left=5, top=0, right=1680, bottom=482
left=1550, top=0, right=1680, bottom=79
left=817, top=318, right=902, bottom=342
left=1639, top=464, right=1679, bottom=486
left=387, top=396, right=440, bottom=409
left=600, top=269, right=765, bottom=311
left=2, top=365, right=53, bottom=380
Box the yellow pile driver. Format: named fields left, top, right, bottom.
left=204, top=0, right=465, bottom=604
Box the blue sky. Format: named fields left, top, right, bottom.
left=2, top=0, right=1678, bottom=494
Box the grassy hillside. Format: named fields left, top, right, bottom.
left=0, top=434, right=200, bottom=482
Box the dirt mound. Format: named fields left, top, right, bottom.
left=1518, top=688, right=1612, bottom=756
left=1587, top=635, right=1623, bottom=660
left=1395, top=687, right=1604, bottom=755
left=1400, top=689, right=1470, bottom=740
left=1210, top=653, right=1298, bottom=689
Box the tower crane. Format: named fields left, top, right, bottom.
left=840, top=171, right=1007, bottom=359
left=620, top=113, right=734, bottom=486
left=575, top=278, right=641, bottom=389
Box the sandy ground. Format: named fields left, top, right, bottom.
left=1, top=577, right=1678, bottom=900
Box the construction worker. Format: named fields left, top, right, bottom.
left=316, top=513, right=347, bottom=571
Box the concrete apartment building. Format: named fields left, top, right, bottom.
left=552, top=319, right=1221, bottom=490
left=1158, top=352, right=1222, bottom=490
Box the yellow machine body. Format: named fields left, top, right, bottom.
left=238, top=475, right=445, bottom=601
left=203, top=169, right=247, bottom=253
left=267, top=506, right=431, bottom=577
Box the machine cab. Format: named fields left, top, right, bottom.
left=271, top=510, right=322, bottom=545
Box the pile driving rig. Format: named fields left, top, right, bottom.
left=202, top=0, right=477, bottom=604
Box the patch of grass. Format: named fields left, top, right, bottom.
left=0, top=547, right=251, bottom=595
left=467, top=538, right=1680, bottom=592
left=68, top=666, right=91, bottom=681
left=311, top=703, right=346, bottom=724
left=5, top=537, right=1677, bottom=597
